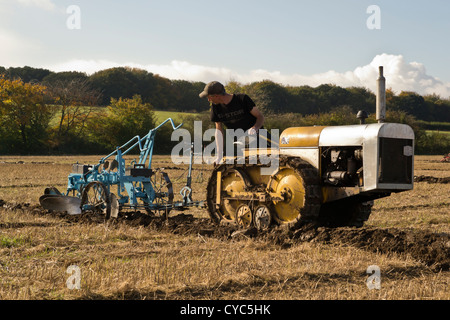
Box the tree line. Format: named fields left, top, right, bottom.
left=0, top=66, right=210, bottom=112
left=2, top=65, right=450, bottom=123
left=0, top=66, right=449, bottom=155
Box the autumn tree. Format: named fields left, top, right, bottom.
left=0, top=76, right=52, bottom=153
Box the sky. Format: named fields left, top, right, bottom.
left=1, top=0, right=450, bottom=97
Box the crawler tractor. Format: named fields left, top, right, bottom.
left=206, top=67, right=415, bottom=229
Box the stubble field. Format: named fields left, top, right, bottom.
left=0, top=154, right=448, bottom=301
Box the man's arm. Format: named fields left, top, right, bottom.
left=249, top=107, right=264, bottom=134
left=214, top=122, right=224, bottom=164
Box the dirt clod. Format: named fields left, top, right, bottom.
left=414, top=175, right=450, bottom=184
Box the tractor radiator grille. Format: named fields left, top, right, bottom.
left=378, top=138, right=413, bottom=184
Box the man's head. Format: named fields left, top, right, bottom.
left=199, top=81, right=226, bottom=99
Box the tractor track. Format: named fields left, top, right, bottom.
left=2, top=199, right=449, bottom=272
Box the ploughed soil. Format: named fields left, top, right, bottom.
left=4, top=200, right=448, bottom=273
left=124, top=211, right=450, bottom=272
left=414, top=175, right=450, bottom=184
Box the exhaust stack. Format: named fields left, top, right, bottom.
left=376, top=66, right=386, bottom=123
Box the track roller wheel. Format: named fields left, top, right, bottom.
left=236, top=204, right=252, bottom=228
left=254, top=205, right=272, bottom=230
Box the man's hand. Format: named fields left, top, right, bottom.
left=213, top=156, right=223, bottom=166
left=248, top=127, right=257, bottom=135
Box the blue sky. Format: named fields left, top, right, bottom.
left=1, top=0, right=450, bottom=97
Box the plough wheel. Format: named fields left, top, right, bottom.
left=81, top=181, right=111, bottom=219
left=150, top=169, right=174, bottom=217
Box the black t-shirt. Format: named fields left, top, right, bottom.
left=210, top=94, right=257, bottom=131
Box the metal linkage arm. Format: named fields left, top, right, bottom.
left=98, top=118, right=183, bottom=167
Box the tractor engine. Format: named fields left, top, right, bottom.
left=279, top=122, right=415, bottom=204
left=321, top=147, right=362, bottom=187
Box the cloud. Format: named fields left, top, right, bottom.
left=15, top=0, right=55, bottom=11
left=352, top=54, right=449, bottom=96
left=48, top=54, right=450, bottom=98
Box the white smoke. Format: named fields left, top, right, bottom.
left=47, top=54, right=450, bottom=98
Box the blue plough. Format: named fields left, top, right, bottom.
left=39, top=118, right=204, bottom=218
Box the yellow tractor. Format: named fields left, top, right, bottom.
left=206, top=67, right=414, bottom=229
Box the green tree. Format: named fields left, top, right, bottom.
left=3, top=66, right=53, bottom=83
left=87, top=95, right=156, bottom=151
left=423, top=94, right=450, bottom=122
left=345, top=86, right=376, bottom=114
left=396, top=91, right=427, bottom=119
left=171, top=80, right=210, bottom=112
left=285, top=85, right=317, bottom=115
left=242, top=80, right=287, bottom=114
left=42, top=71, right=88, bottom=85
left=88, top=67, right=177, bottom=109
left=89, top=67, right=140, bottom=105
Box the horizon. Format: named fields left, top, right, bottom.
left=1, top=60, right=446, bottom=99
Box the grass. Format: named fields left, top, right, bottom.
left=425, top=130, right=450, bottom=137
left=154, top=110, right=197, bottom=124
left=417, top=120, right=450, bottom=131
left=0, top=235, right=28, bottom=248
left=50, top=106, right=195, bottom=124
left=0, top=155, right=449, bottom=300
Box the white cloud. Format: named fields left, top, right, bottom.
left=47, top=54, right=450, bottom=98
left=352, top=54, right=448, bottom=96
left=15, top=0, right=55, bottom=11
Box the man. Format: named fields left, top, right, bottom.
left=199, top=81, right=265, bottom=164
